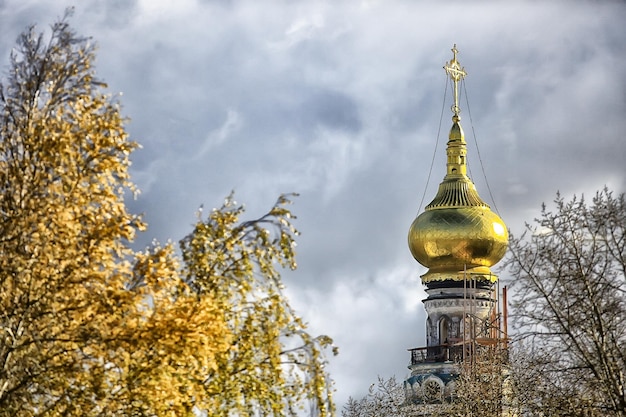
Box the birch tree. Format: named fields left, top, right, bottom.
left=0, top=13, right=144, bottom=414
left=0, top=12, right=335, bottom=417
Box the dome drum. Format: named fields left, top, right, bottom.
left=420, top=266, right=499, bottom=284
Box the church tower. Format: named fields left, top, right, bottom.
left=404, top=45, right=509, bottom=404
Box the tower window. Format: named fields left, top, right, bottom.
left=439, top=316, right=449, bottom=345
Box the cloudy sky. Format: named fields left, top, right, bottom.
left=1, top=0, right=625, bottom=410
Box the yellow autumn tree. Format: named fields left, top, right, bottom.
left=0, top=12, right=335, bottom=417
left=179, top=193, right=337, bottom=416
left=0, top=14, right=144, bottom=414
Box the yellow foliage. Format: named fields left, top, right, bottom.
left=179, top=193, right=336, bottom=417
left=0, top=12, right=335, bottom=417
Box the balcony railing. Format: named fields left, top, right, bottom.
left=409, top=344, right=463, bottom=365
left=409, top=337, right=507, bottom=366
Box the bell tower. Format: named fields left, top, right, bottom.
left=404, top=45, right=509, bottom=404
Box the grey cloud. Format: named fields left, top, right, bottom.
left=299, top=88, right=362, bottom=132
left=84, top=0, right=139, bottom=28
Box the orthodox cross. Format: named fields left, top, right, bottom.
left=444, top=44, right=466, bottom=118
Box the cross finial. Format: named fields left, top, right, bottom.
left=451, top=44, right=459, bottom=63
left=444, top=44, right=466, bottom=118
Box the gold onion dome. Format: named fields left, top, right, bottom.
left=408, top=45, right=508, bottom=284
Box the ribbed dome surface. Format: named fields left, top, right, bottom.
left=426, top=179, right=489, bottom=209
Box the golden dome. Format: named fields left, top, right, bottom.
left=408, top=46, right=508, bottom=284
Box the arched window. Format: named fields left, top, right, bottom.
left=439, top=316, right=449, bottom=345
